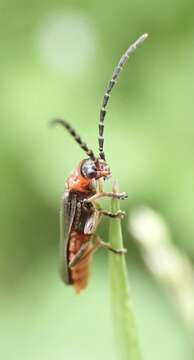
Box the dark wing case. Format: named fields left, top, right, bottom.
left=59, top=190, right=77, bottom=284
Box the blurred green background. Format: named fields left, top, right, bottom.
left=1, top=0, right=194, bottom=359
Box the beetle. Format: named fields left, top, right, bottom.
left=51, top=33, right=148, bottom=293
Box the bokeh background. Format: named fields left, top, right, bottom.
left=1, top=1, right=194, bottom=359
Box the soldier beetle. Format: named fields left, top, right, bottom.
left=51, top=33, right=148, bottom=293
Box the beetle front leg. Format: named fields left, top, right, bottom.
left=84, top=191, right=127, bottom=204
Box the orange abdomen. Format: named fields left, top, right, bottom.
left=68, top=231, right=92, bottom=293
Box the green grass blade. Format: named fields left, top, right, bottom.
left=109, top=183, right=142, bottom=360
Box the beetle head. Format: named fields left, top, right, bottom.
left=81, top=158, right=111, bottom=180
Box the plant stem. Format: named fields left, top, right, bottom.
left=109, top=182, right=142, bottom=360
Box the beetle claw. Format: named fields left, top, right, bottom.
left=117, top=210, right=126, bottom=219
left=117, top=192, right=128, bottom=200
left=118, top=247, right=127, bottom=254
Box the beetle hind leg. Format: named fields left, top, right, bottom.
left=69, top=234, right=127, bottom=269
left=69, top=240, right=99, bottom=268
left=98, top=239, right=127, bottom=254
left=92, top=235, right=127, bottom=255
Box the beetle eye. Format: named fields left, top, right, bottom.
left=87, top=169, right=97, bottom=179
left=81, top=160, right=97, bottom=179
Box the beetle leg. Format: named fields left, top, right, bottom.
left=69, top=240, right=99, bottom=268
left=84, top=191, right=127, bottom=203
left=83, top=207, right=125, bottom=235
left=99, top=209, right=125, bottom=219
left=69, top=241, right=91, bottom=268
left=69, top=234, right=127, bottom=268
left=84, top=209, right=101, bottom=234
left=97, top=239, right=127, bottom=254
left=92, top=235, right=127, bottom=255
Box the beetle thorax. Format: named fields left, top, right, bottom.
left=67, top=163, right=96, bottom=193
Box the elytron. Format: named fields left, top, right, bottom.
left=52, top=33, right=148, bottom=293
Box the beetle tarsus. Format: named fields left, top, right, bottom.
left=100, top=209, right=126, bottom=219
left=116, top=192, right=128, bottom=200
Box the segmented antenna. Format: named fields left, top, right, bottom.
left=98, top=33, right=148, bottom=160
left=51, top=119, right=96, bottom=160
